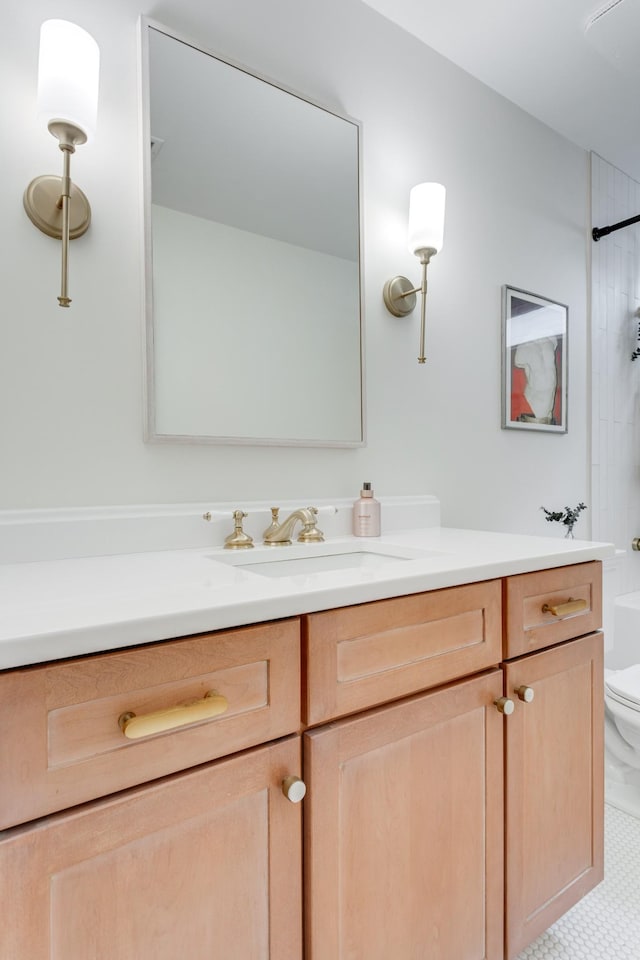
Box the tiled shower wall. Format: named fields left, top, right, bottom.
left=591, top=153, right=640, bottom=596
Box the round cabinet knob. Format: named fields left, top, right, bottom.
left=516, top=685, right=535, bottom=703
left=282, top=775, right=306, bottom=803
left=494, top=697, right=515, bottom=716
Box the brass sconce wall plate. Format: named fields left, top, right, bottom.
left=383, top=276, right=417, bottom=317
left=23, top=175, right=91, bottom=240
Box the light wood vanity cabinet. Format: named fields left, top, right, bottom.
left=0, top=560, right=603, bottom=959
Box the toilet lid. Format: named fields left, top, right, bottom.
left=605, top=664, right=640, bottom=708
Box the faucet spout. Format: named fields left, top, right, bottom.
left=263, top=507, right=324, bottom=545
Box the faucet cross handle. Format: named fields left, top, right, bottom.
left=224, top=509, right=254, bottom=550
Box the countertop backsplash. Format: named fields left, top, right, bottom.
left=0, top=496, right=442, bottom=564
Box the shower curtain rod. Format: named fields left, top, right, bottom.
left=592, top=213, right=640, bottom=241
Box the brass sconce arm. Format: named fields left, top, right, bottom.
left=57, top=137, right=77, bottom=308
left=383, top=247, right=436, bottom=364
left=24, top=123, right=92, bottom=309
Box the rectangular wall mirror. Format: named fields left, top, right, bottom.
left=140, top=19, right=365, bottom=446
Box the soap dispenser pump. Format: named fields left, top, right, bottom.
left=353, top=482, right=381, bottom=537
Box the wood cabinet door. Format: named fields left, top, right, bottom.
left=503, top=632, right=604, bottom=959
left=0, top=736, right=303, bottom=960
left=304, top=670, right=505, bottom=960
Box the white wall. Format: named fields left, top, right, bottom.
left=0, top=0, right=590, bottom=535
left=591, top=153, right=640, bottom=592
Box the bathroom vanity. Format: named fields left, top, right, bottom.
left=0, top=521, right=609, bottom=959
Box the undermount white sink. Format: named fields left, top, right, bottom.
left=211, top=544, right=441, bottom=578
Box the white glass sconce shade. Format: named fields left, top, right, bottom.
left=407, top=182, right=445, bottom=255
left=37, top=20, right=100, bottom=141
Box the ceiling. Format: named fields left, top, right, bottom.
left=362, top=0, right=640, bottom=184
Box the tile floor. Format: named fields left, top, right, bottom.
left=516, top=804, right=640, bottom=959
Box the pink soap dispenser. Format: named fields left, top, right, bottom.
left=353, top=482, right=381, bottom=537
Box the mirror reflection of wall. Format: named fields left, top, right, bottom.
left=144, top=22, right=364, bottom=446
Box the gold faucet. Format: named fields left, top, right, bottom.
left=263, top=507, right=324, bottom=546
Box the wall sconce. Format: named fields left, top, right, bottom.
left=23, top=20, right=100, bottom=307
left=383, top=183, right=446, bottom=363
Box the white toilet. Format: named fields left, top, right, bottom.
left=604, top=664, right=640, bottom=818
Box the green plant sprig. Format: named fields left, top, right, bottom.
left=540, top=502, right=587, bottom=528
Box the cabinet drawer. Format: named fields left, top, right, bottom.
left=503, top=561, right=602, bottom=659
left=0, top=619, right=300, bottom=830
left=303, top=580, right=502, bottom=724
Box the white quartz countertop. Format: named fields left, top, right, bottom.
left=0, top=526, right=614, bottom=670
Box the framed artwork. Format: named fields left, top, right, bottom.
left=501, top=286, right=568, bottom=433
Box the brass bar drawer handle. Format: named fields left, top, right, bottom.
left=118, top=691, right=229, bottom=740
left=541, top=597, right=588, bottom=618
